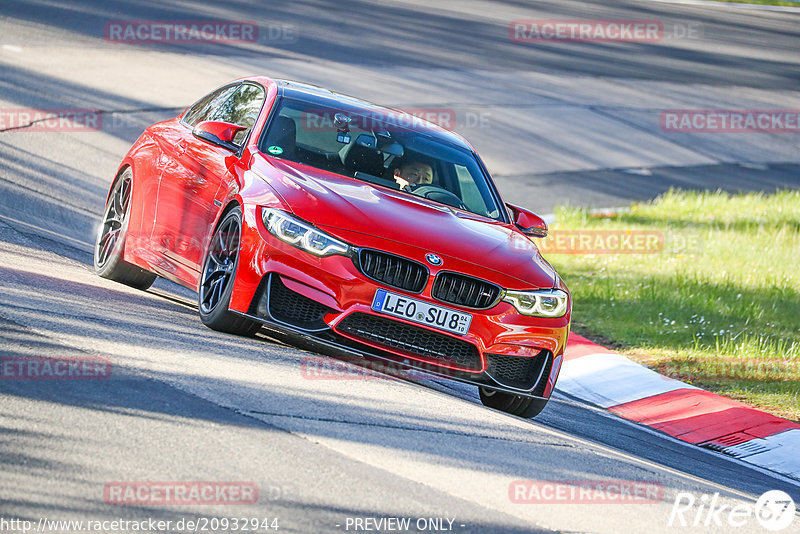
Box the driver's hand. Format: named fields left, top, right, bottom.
left=394, top=176, right=411, bottom=190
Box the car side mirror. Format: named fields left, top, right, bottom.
left=193, top=120, right=247, bottom=150
left=507, top=203, right=548, bottom=238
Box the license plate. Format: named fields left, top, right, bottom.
left=370, top=289, right=472, bottom=335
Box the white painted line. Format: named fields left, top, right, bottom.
left=558, top=352, right=699, bottom=408
left=2, top=44, right=23, bottom=53
left=743, top=429, right=800, bottom=479
left=645, top=0, right=800, bottom=13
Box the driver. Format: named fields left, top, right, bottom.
left=393, top=160, right=433, bottom=190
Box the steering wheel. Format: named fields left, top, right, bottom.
left=409, top=185, right=468, bottom=211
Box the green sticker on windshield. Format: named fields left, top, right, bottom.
left=267, top=145, right=284, bottom=155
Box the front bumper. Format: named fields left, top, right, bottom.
left=230, top=206, right=570, bottom=398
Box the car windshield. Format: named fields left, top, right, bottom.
left=260, top=97, right=503, bottom=220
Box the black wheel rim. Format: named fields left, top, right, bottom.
left=96, top=173, right=131, bottom=267
left=199, top=215, right=240, bottom=313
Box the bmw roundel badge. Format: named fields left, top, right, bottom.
left=425, top=253, right=443, bottom=266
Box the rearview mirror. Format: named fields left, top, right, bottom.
left=381, top=142, right=404, bottom=157
left=193, top=120, right=247, bottom=150
left=355, top=133, right=377, bottom=149
left=507, top=203, right=548, bottom=238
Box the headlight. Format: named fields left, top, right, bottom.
left=503, top=288, right=569, bottom=318
left=261, top=208, right=350, bottom=257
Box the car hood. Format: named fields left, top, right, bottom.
left=254, top=156, right=557, bottom=288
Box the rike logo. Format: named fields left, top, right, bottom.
left=668, top=490, right=796, bottom=531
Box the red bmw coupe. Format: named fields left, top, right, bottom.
left=95, top=77, right=571, bottom=418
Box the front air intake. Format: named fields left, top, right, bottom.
left=485, top=350, right=552, bottom=391
left=336, top=312, right=481, bottom=371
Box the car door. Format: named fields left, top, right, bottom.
left=148, top=83, right=238, bottom=271
left=152, top=83, right=266, bottom=279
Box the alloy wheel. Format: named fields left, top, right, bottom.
left=95, top=173, right=131, bottom=268
left=199, top=215, right=240, bottom=313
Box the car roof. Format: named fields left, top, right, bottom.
left=241, top=76, right=473, bottom=151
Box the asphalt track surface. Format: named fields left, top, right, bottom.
left=1, top=1, right=799, bottom=533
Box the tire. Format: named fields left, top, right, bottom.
left=479, top=387, right=549, bottom=419
left=94, top=168, right=157, bottom=290
left=198, top=206, right=261, bottom=336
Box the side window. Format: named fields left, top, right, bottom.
left=212, top=84, right=266, bottom=145
left=182, top=84, right=239, bottom=128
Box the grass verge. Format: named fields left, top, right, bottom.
left=542, top=189, right=800, bottom=421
